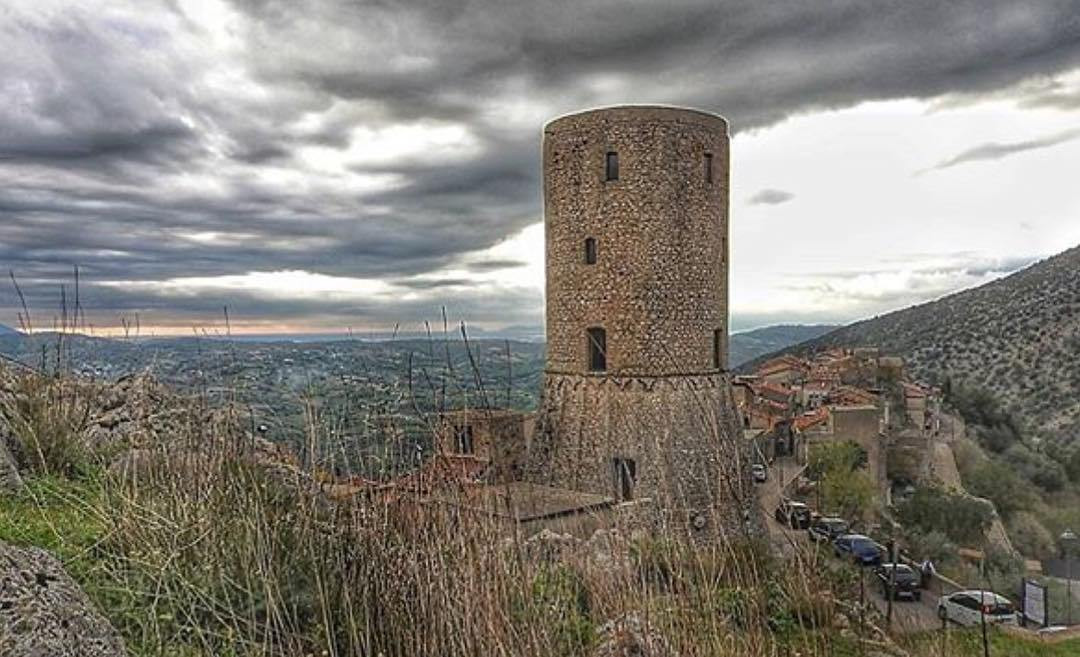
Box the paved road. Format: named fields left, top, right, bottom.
left=755, top=461, right=942, bottom=633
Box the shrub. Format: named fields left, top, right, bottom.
left=896, top=486, right=993, bottom=546
left=1002, top=444, right=1067, bottom=492
left=1006, top=512, right=1056, bottom=561
left=964, top=460, right=1038, bottom=519
left=1, top=375, right=96, bottom=478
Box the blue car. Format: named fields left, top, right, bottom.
left=833, top=534, right=883, bottom=566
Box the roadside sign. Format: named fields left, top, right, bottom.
left=1023, top=579, right=1048, bottom=627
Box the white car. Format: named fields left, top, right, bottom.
left=937, top=590, right=1018, bottom=627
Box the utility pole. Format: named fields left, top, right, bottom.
left=859, top=566, right=866, bottom=657
left=979, top=559, right=990, bottom=657
left=886, top=540, right=897, bottom=630
left=1063, top=529, right=1077, bottom=626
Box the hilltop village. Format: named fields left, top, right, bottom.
left=736, top=347, right=939, bottom=505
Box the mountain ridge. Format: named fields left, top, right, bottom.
left=748, top=244, right=1080, bottom=445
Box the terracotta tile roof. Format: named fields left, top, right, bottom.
left=757, top=355, right=808, bottom=376
left=832, top=385, right=879, bottom=406
left=394, top=454, right=492, bottom=495
left=902, top=382, right=929, bottom=398
left=757, top=381, right=794, bottom=403
left=793, top=407, right=830, bottom=432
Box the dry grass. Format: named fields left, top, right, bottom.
left=0, top=362, right=871, bottom=657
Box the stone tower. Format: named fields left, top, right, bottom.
left=530, top=106, right=750, bottom=534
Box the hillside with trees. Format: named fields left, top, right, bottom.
left=761, top=245, right=1080, bottom=450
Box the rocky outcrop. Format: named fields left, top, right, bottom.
left=0, top=542, right=126, bottom=657
left=592, top=614, right=673, bottom=657
left=0, top=440, right=21, bottom=494
left=0, top=365, right=24, bottom=493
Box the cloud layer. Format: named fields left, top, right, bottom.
left=3, top=1, right=1080, bottom=331
left=928, top=128, right=1080, bottom=171
left=747, top=189, right=795, bottom=206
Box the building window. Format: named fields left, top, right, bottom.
left=455, top=424, right=474, bottom=454
left=587, top=327, right=606, bottom=372
left=713, top=329, right=723, bottom=369
left=613, top=457, right=636, bottom=501
left=704, top=152, right=714, bottom=183
left=605, top=151, right=619, bottom=181
left=584, top=237, right=597, bottom=264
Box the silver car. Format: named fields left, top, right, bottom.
left=937, top=590, right=1018, bottom=627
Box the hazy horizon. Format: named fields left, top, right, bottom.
left=3, top=2, right=1079, bottom=335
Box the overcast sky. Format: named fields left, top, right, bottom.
left=3, top=1, right=1080, bottom=336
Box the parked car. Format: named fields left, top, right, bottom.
left=774, top=500, right=813, bottom=529
left=833, top=534, right=883, bottom=566
left=937, top=590, right=1018, bottom=627
left=751, top=464, right=768, bottom=483
left=808, top=516, right=849, bottom=543
left=874, top=564, right=921, bottom=601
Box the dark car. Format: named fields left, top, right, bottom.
left=833, top=534, right=883, bottom=566
left=808, top=516, right=849, bottom=543
left=774, top=500, right=813, bottom=529
left=875, top=563, right=921, bottom=601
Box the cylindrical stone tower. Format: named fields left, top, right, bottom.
left=530, top=106, right=750, bottom=536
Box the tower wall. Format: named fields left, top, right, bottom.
left=531, top=106, right=750, bottom=536
left=543, top=106, right=730, bottom=376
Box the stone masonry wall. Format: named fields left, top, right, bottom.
left=532, top=371, right=752, bottom=537
left=543, top=106, right=730, bottom=375
left=532, top=106, right=750, bottom=536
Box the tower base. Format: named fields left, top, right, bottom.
left=527, top=371, right=754, bottom=539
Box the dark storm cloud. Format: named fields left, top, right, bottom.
left=4, top=0, right=1080, bottom=329
left=747, top=189, right=795, bottom=206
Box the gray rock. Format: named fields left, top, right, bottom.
left=0, top=542, right=126, bottom=657
left=0, top=443, right=21, bottom=494
left=0, top=427, right=22, bottom=494
left=593, top=613, right=673, bottom=657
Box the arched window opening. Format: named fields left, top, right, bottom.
left=704, top=152, right=714, bottom=183
left=713, top=329, right=724, bottom=370
left=587, top=327, right=607, bottom=372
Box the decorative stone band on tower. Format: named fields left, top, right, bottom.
left=529, top=106, right=752, bottom=536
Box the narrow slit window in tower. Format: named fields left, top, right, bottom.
left=584, top=237, right=597, bottom=264
left=713, top=329, right=723, bottom=369
left=704, top=152, right=714, bottom=183
left=613, top=457, right=636, bottom=501
left=587, top=327, right=606, bottom=372
left=605, top=151, right=619, bottom=181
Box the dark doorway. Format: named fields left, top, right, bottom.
left=455, top=425, right=474, bottom=454
left=613, top=457, right=636, bottom=501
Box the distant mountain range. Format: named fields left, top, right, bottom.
left=728, top=324, right=838, bottom=367
left=753, top=244, right=1080, bottom=445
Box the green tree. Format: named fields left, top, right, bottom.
left=808, top=441, right=875, bottom=520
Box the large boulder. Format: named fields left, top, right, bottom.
left=0, top=542, right=126, bottom=657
